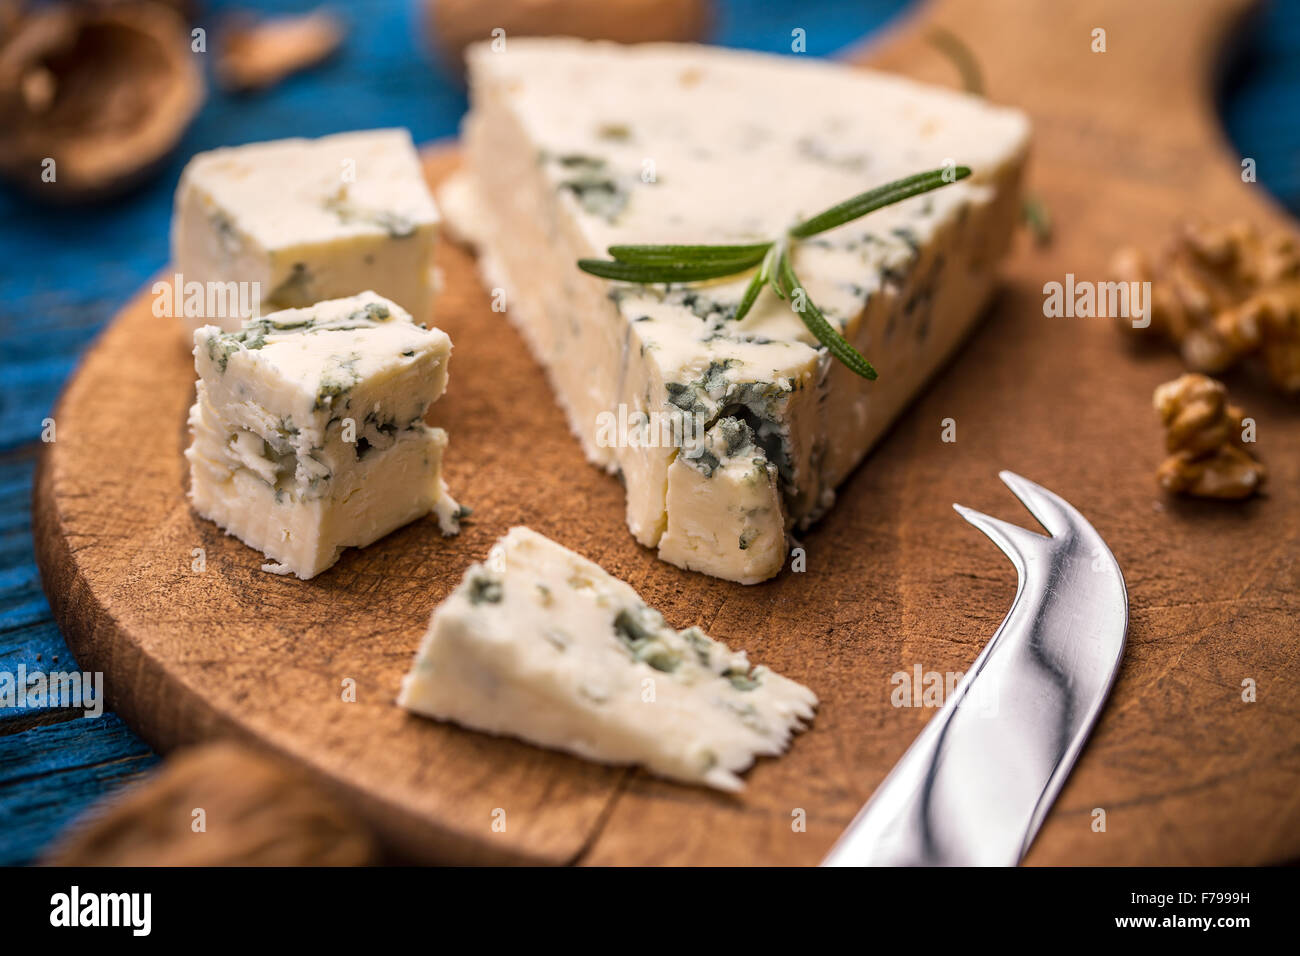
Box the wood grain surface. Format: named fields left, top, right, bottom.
left=33, top=0, right=1299, bottom=865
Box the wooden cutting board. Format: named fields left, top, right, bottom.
left=33, top=0, right=1299, bottom=865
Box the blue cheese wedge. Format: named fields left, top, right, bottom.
left=186, top=292, right=462, bottom=579
left=172, top=129, right=439, bottom=332
left=397, top=527, right=817, bottom=791
left=444, top=39, right=1030, bottom=584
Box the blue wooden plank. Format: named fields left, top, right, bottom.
left=1221, top=1, right=1300, bottom=215
left=0, top=714, right=159, bottom=865
left=0, top=450, right=79, bottom=723
left=714, top=0, right=907, bottom=54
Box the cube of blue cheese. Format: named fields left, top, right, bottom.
left=186, top=292, right=462, bottom=579
left=172, top=129, right=439, bottom=332
left=397, top=526, right=817, bottom=791
left=445, top=39, right=1030, bottom=584
left=658, top=417, right=785, bottom=584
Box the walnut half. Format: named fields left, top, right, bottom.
left=1114, top=222, right=1300, bottom=395
left=1152, top=373, right=1265, bottom=500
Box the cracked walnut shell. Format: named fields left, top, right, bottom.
left=0, top=1, right=204, bottom=201
left=1113, top=222, right=1300, bottom=394
left=1153, top=373, right=1265, bottom=500
left=44, top=742, right=376, bottom=866
left=217, top=8, right=344, bottom=93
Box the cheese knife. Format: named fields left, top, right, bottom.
left=822, top=471, right=1128, bottom=866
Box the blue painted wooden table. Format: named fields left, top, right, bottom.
left=0, top=0, right=1295, bottom=865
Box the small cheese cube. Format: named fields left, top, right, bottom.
left=398, top=527, right=817, bottom=791
left=172, top=129, right=439, bottom=332
left=657, top=417, right=786, bottom=584
left=186, top=292, right=462, bottom=579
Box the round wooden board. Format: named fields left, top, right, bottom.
left=34, top=0, right=1300, bottom=865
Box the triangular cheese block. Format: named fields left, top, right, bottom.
left=443, top=39, right=1030, bottom=583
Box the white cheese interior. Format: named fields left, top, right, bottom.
left=398, top=526, right=817, bottom=790
left=172, top=129, right=440, bottom=332
left=186, top=292, right=461, bottom=579
left=447, top=39, right=1030, bottom=584
left=658, top=416, right=785, bottom=584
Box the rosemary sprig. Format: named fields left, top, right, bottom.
left=1022, top=195, right=1052, bottom=246
left=927, top=28, right=1051, bottom=247
left=576, top=165, right=971, bottom=379
left=788, top=167, right=970, bottom=239
left=927, top=27, right=985, bottom=96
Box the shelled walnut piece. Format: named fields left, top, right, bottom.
left=44, top=742, right=377, bottom=866
left=1153, top=373, right=1265, bottom=500
left=1113, top=222, right=1300, bottom=394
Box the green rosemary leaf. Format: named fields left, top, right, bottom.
left=734, top=247, right=774, bottom=322
left=777, top=249, right=878, bottom=380
left=577, top=255, right=764, bottom=283
left=768, top=268, right=786, bottom=299
left=927, top=27, right=985, bottom=95
left=734, top=271, right=764, bottom=321
left=573, top=163, right=971, bottom=379
left=764, top=240, right=786, bottom=300
left=608, top=242, right=772, bottom=264
left=788, top=166, right=972, bottom=239
left=1022, top=194, right=1052, bottom=246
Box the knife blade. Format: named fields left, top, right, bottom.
left=822, top=471, right=1128, bottom=866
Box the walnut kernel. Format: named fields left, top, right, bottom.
left=1152, top=373, right=1265, bottom=500
left=1114, top=222, right=1300, bottom=394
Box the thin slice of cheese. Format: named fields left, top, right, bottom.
left=398, top=527, right=817, bottom=791
left=446, top=39, right=1030, bottom=584
left=186, top=292, right=462, bottom=578
left=172, top=129, right=439, bottom=332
